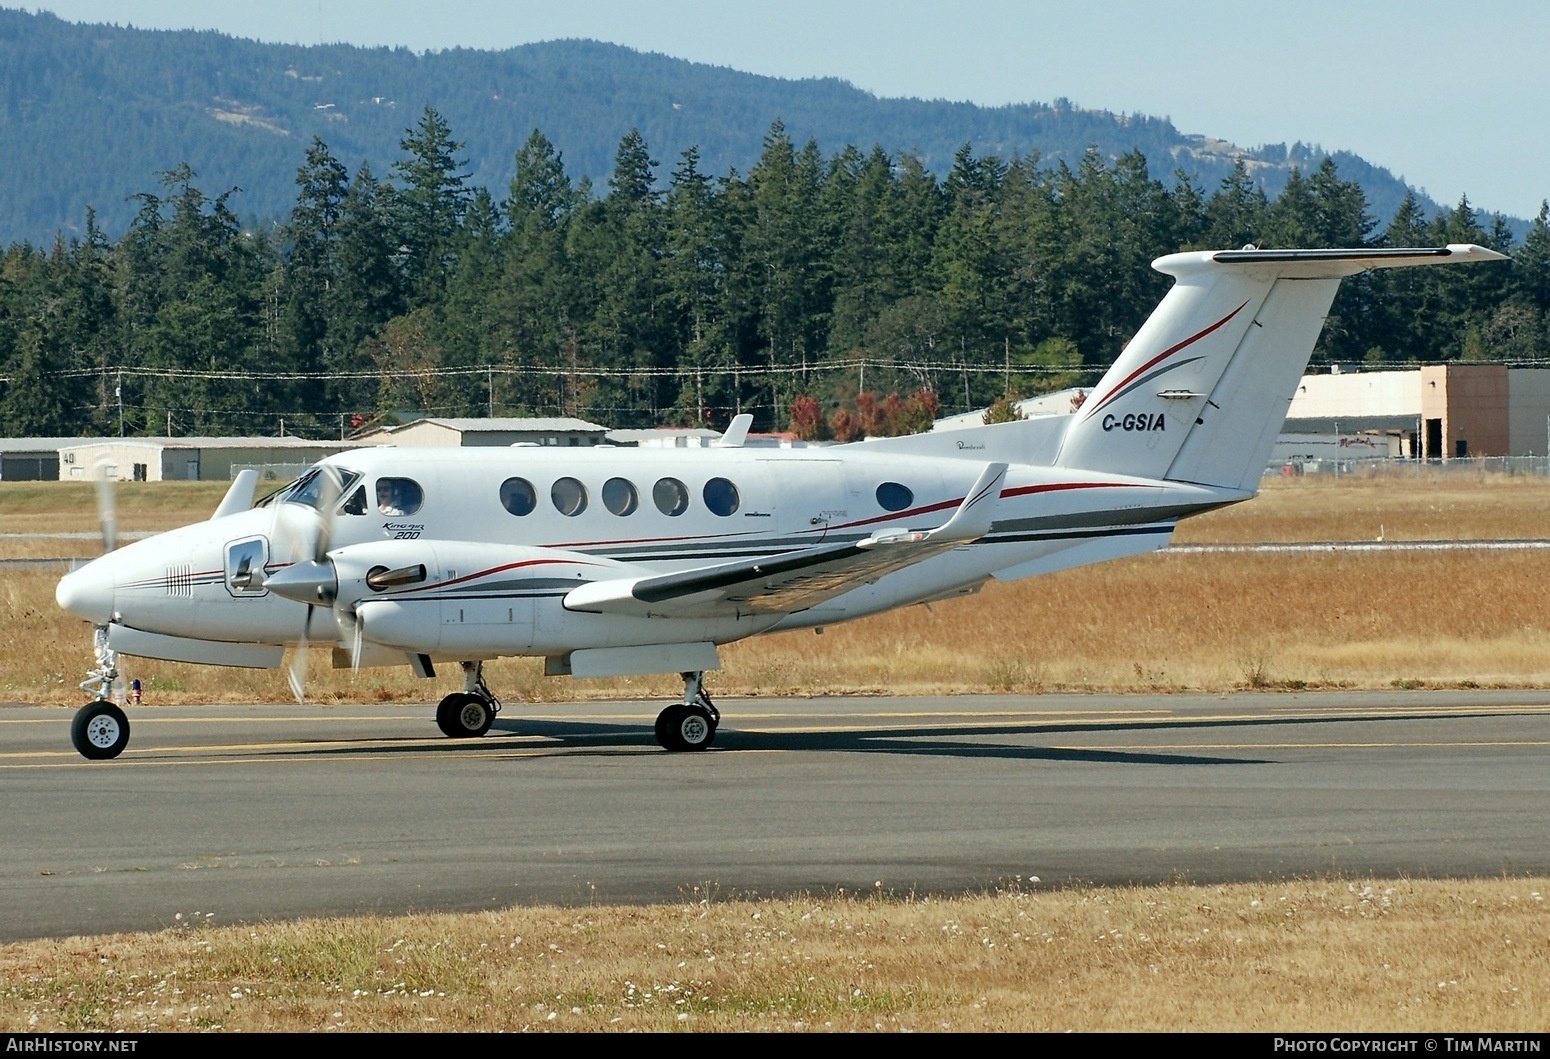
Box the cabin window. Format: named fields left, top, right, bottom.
left=500, top=477, right=537, bottom=516
left=876, top=482, right=914, bottom=512
left=703, top=477, right=740, bottom=517
left=551, top=477, right=588, bottom=516
left=653, top=477, right=689, bottom=516
left=376, top=477, right=423, bottom=516
left=602, top=477, right=639, bottom=516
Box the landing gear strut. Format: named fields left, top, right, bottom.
left=655, top=671, right=719, bottom=752
left=435, top=661, right=500, bottom=738
left=71, top=625, right=129, bottom=760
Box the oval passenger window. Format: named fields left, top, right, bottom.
left=500, top=477, right=536, bottom=516
left=551, top=477, right=588, bottom=517
left=653, top=477, right=689, bottom=516
left=703, top=477, right=740, bottom=517
left=876, top=482, right=914, bottom=512
left=603, top=477, right=639, bottom=516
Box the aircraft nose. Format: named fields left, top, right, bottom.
left=56, top=566, right=115, bottom=624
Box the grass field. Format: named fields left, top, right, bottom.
left=2, top=878, right=1545, bottom=1032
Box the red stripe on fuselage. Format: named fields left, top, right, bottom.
left=392, top=557, right=601, bottom=596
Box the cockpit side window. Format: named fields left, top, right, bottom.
left=276, top=467, right=361, bottom=512
left=376, top=477, right=423, bottom=516
left=340, top=485, right=367, bottom=516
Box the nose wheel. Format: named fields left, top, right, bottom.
left=655, top=671, right=720, bottom=751
left=72, top=700, right=130, bottom=760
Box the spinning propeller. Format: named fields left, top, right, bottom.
left=94, top=463, right=117, bottom=554
left=263, top=468, right=432, bottom=698
left=263, top=467, right=344, bottom=701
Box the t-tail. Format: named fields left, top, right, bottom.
left=1054, top=245, right=1507, bottom=492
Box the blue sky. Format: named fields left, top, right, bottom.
left=24, top=1, right=1550, bottom=222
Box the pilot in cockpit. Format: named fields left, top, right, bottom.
left=377, top=478, right=407, bottom=516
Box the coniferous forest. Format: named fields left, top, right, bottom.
left=2, top=106, right=1547, bottom=440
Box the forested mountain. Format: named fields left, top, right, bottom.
left=1, top=9, right=1546, bottom=443
left=2, top=99, right=1544, bottom=441
left=0, top=8, right=1456, bottom=244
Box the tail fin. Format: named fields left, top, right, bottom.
left=1054, top=245, right=1506, bottom=491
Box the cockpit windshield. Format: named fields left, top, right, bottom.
left=267, top=466, right=362, bottom=512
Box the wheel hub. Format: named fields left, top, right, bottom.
left=458, top=701, right=487, bottom=731
left=680, top=714, right=709, bottom=745
left=85, top=715, right=121, bottom=748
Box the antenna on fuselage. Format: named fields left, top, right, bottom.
left=714, top=413, right=753, bottom=448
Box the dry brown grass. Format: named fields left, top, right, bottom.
left=2, top=877, right=1545, bottom=1032
left=1175, top=468, right=1550, bottom=543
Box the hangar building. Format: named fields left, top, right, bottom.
left=357, top=417, right=609, bottom=448
left=1286, top=365, right=1550, bottom=459
left=57, top=437, right=366, bottom=483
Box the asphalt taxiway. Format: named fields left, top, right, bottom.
left=2, top=690, right=1548, bottom=940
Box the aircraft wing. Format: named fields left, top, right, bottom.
left=564, top=462, right=1007, bottom=618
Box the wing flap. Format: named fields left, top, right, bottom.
left=564, top=463, right=1007, bottom=619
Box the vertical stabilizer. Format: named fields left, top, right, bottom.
left=1054, top=245, right=1506, bottom=491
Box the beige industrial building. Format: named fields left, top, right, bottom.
left=357, top=416, right=609, bottom=448
left=57, top=437, right=366, bottom=483
left=1286, top=365, right=1550, bottom=459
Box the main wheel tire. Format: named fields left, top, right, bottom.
left=71, top=701, right=130, bottom=760
left=435, top=694, right=463, bottom=737
left=656, top=702, right=715, bottom=752
left=437, top=693, right=494, bottom=738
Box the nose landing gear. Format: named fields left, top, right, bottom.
left=71, top=625, right=130, bottom=760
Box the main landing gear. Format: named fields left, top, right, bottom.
left=654, top=671, right=720, bottom=752
left=72, top=625, right=129, bottom=760
left=435, top=661, right=500, bottom=738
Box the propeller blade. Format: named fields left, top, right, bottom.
left=94, top=463, right=117, bottom=553
left=286, top=636, right=309, bottom=703
left=270, top=464, right=346, bottom=705
left=308, top=465, right=344, bottom=563
left=345, top=611, right=364, bottom=674
left=287, top=602, right=324, bottom=703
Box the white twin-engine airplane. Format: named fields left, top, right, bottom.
left=55, top=245, right=1505, bottom=759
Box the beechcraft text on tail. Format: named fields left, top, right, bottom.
left=54, top=244, right=1507, bottom=759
